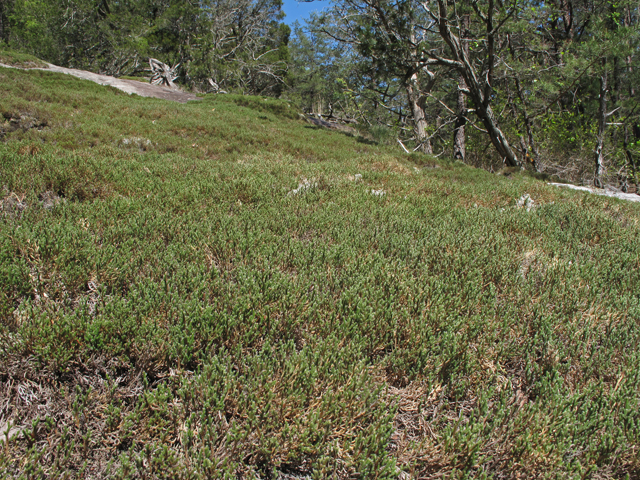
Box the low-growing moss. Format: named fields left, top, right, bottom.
left=0, top=47, right=48, bottom=68
left=1, top=62, right=640, bottom=479
left=231, top=94, right=301, bottom=121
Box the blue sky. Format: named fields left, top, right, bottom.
left=281, top=0, right=330, bottom=26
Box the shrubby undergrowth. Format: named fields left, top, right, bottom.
left=1, top=66, right=640, bottom=478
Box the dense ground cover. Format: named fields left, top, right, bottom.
left=0, top=49, right=47, bottom=68
left=1, top=64, right=640, bottom=479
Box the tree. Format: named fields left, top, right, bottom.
left=452, top=12, right=469, bottom=161
left=316, top=0, right=444, bottom=154
left=431, top=0, right=522, bottom=167
left=188, top=0, right=289, bottom=94
left=318, top=0, right=523, bottom=165
left=3, top=0, right=290, bottom=95
left=0, top=0, right=14, bottom=43
left=288, top=20, right=363, bottom=120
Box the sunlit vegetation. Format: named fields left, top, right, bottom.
left=0, top=48, right=46, bottom=68
left=1, top=64, right=640, bottom=478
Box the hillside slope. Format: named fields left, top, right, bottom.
left=1, top=64, right=640, bottom=479
left=0, top=59, right=200, bottom=103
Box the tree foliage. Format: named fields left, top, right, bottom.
left=2, top=0, right=640, bottom=185
left=293, top=0, right=640, bottom=185
left=2, top=0, right=290, bottom=94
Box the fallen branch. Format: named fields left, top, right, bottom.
left=397, top=138, right=410, bottom=153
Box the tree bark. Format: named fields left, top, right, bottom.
left=474, top=102, right=520, bottom=167
left=514, top=77, right=540, bottom=170
left=453, top=14, right=469, bottom=161
left=0, top=0, right=9, bottom=43
left=453, top=78, right=467, bottom=160
left=624, top=124, right=639, bottom=192
left=594, top=58, right=607, bottom=188
left=406, top=73, right=433, bottom=154
left=436, top=0, right=521, bottom=168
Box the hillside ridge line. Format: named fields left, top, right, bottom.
left=0, top=62, right=200, bottom=103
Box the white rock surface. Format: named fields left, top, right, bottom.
left=549, top=183, right=640, bottom=203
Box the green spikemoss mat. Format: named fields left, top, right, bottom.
left=1, top=65, right=640, bottom=478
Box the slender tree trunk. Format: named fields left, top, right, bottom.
left=625, top=7, right=635, bottom=97
left=624, top=124, right=639, bottom=192
left=406, top=73, right=433, bottom=154
left=436, top=0, right=521, bottom=168
left=561, top=0, right=574, bottom=39
left=453, top=14, right=469, bottom=161
left=506, top=84, right=528, bottom=159
left=453, top=79, right=467, bottom=160
left=506, top=34, right=538, bottom=170
left=628, top=55, right=635, bottom=97
left=515, top=77, right=540, bottom=170
left=0, top=0, right=7, bottom=43
left=594, top=59, right=607, bottom=188
left=476, top=103, right=520, bottom=167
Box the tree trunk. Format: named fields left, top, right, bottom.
left=561, top=0, right=574, bottom=39
left=406, top=73, right=433, bottom=154
left=453, top=14, right=469, bottom=161
left=624, top=124, right=639, bottom=192
left=462, top=72, right=521, bottom=167
left=474, top=102, right=520, bottom=167
left=453, top=79, right=467, bottom=160
left=515, top=77, right=540, bottom=170
left=0, top=0, right=8, bottom=43
left=436, top=0, right=521, bottom=168
left=594, top=59, right=607, bottom=188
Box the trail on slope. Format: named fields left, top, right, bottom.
left=0, top=62, right=200, bottom=104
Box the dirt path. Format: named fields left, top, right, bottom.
left=0, top=62, right=200, bottom=104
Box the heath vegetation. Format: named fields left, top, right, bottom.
left=2, top=0, right=640, bottom=188
left=1, top=52, right=640, bottom=478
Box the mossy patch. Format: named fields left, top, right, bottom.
left=0, top=47, right=48, bottom=68
left=1, top=61, right=640, bottom=479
